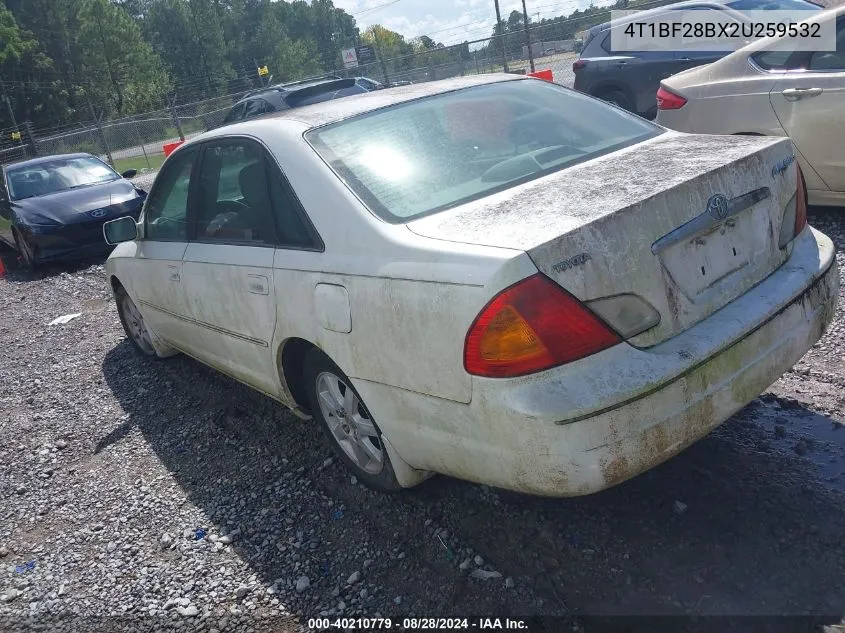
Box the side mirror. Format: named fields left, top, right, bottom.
left=103, top=216, right=138, bottom=245
left=121, top=168, right=138, bottom=179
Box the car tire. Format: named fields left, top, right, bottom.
left=596, top=89, right=633, bottom=112
left=114, top=285, right=159, bottom=358
left=303, top=349, right=402, bottom=492
left=12, top=229, right=36, bottom=271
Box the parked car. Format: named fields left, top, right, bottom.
left=0, top=153, right=145, bottom=269
left=102, top=74, right=837, bottom=496
left=219, top=77, right=381, bottom=127
left=573, top=0, right=822, bottom=119
left=656, top=6, right=844, bottom=206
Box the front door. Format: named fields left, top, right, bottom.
left=769, top=16, right=845, bottom=194
left=180, top=138, right=280, bottom=394
left=129, top=145, right=199, bottom=348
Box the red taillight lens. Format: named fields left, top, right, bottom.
left=795, top=165, right=807, bottom=237
left=656, top=86, right=687, bottom=110
left=573, top=59, right=587, bottom=72
left=464, top=274, right=621, bottom=378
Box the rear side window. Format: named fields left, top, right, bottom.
left=224, top=102, right=246, bottom=123
left=808, top=16, right=845, bottom=71
left=195, top=141, right=276, bottom=245
left=751, top=50, right=798, bottom=70
left=306, top=80, right=661, bottom=223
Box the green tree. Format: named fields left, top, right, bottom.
left=0, top=4, right=67, bottom=127
left=144, top=0, right=233, bottom=99
left=76, top=0, right=171, bottom=115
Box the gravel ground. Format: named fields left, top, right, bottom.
left=1, top=206, right=845, bottom=633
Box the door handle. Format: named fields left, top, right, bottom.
left=167, top=265, right=180, bottom=282
left=678, top=57, right=692, bottom=62
left=246, top=274, right=269, bottom=296
left=782, top=87, right=823, bottom=101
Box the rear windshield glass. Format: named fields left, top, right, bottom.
left=305, top=80, right=661, bottom=223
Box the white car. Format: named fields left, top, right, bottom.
left=103, top=74, right=838, bottom=497
left=656, top=6, right=845, bottom=206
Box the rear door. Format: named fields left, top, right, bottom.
left=180, top=138, right=280, bottom=394
left=769, top=15, right=845, bottom=193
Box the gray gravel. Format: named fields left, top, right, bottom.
left=1, top=206, right=845, bottom=632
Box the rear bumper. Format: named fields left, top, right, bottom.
left=356, top=226, right=838, bottom=495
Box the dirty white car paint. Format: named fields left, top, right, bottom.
left=656, top=7, right=845, bottom=207
left=104, top=74, right=838, bottom=496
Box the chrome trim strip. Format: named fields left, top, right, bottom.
left=139, top=300, right=269, bottom=348
left=651, top=187, right=770, bottom=256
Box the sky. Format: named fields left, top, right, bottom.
left=331, top=0, right=597, bottom=47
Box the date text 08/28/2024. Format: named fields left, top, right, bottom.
left=307, top=617, right=529, bottom=630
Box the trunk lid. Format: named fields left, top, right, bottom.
left=407, top=132, right=799, bottom=346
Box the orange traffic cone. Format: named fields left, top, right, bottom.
left=0, top=255, right=7, bottom=278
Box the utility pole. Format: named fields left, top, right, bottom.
left=522, top=0, right=535, bottom=73
left=493, top=0, right=509, bottom=72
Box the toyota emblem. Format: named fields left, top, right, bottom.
left=706, top=194, right=729, bottom=221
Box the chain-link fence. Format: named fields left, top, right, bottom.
left=0, top=17, right=601, bottom=172
left=17, top=89, right=259, bottom=175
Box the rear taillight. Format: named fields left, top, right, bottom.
left=464, top=274, right=621, bottom=378
left=656, top=86, right=687, bottom=110
left=573, top=59, right=587, bottom=72
left=778, top=164, right=809, bottom=249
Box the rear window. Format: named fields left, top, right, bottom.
left=305, top=80, right=661, bottom=223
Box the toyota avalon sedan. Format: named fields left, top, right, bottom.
left=0, top=153, right=146, bottom=268
left=102, top=74, right=838, bottom=496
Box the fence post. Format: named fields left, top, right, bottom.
left=169, top=94, right=185, bottom=142
left=24, top=121, right=38, bottom=158
left=132, top=116, right=152, bottom=171
left=521, top=0, right=536, bottom=73
left=88, top=99, right=114, bottom=167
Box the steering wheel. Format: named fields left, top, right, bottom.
left=214, top=199, right=250, bottom=214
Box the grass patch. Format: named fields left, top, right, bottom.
left=112, top=152, right=167, bottom=175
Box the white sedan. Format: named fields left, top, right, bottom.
left=103, top=74, right=838, bottom=497
left=656, top=6, right=845, bottom=206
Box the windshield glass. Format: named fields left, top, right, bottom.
left=305, top=80, right=661, bottom=223
left=6, top=155, right=119, bottom=200
left=727, top=0, right=820, bottom=12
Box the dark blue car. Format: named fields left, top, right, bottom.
left=0, top=153, right=146, bottom=269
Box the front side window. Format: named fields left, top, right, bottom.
left=194, top=141, right=276, bottom=245
left=306, top=80, right=661, bottom=223
left=144, top=147, right=197, bottom=241
left=5, top=155, right=119, bottom=200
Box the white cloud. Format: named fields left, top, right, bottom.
left=328, top=0, right=597, bottom=44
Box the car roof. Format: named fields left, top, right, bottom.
left=591, top=0, right=733, bottom=32
left=2, top=152, right=96, bottom=171
left=237, top=76, right=374, bottom=104
left=218, top=74, right=524, bottom=132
